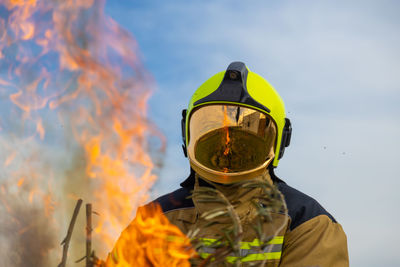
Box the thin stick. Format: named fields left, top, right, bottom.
left=86, top=203, right=92, bottom=267
left=58, top=199, right=83, bottom=267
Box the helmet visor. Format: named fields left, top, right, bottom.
left=188, top=104, right=276, bottom=174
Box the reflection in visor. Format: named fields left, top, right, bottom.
left=194, top=126, right=269, bottom=173
left=188, top=105, right=276, bottom=175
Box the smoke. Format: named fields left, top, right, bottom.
left=0, top=135, right=60, bottom=266
left=0, top=182, right=57, bottom=267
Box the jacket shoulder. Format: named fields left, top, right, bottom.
left=153, top=187, right=194, bottom=213
left=277, top=181, right=337, bottom=230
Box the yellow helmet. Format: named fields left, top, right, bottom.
left=181, top=62, right=291, bottom=184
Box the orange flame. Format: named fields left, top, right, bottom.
left=223, top=106, right=230, bottom=155
left=17, top=177, right=25, bottom=187
left=105, top=203, right=195, bottom=267
left=4, top=151, right=16, bottom=167
left=222, top=106, right=231, bottom=173
left=0, top=0, right=175, bottom=265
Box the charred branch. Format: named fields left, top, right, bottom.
left=58, top=199, right=83, bottom=267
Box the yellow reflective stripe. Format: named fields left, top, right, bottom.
left=240, top=236, right=284, bottom=249
left=197, top=237, right=217, bottom=246
left=198, top=236, right=284, bottom=249
left=199, top=251, right=282, bottom=263
left=197, top=236, right=284, bottom=263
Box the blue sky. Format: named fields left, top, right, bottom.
left=104, top=1, right=400, bottom=266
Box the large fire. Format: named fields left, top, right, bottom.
left=104, top=204, right=195, bottom=267
left=0, top=0, right=191, bottom=266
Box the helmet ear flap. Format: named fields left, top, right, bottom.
left=181, top=109, right=188, bottom=157
left=278, top=118, right=292, bottom=159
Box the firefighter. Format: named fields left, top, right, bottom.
left=108, top=62, right=349, bottom=266
left=155, top=62, right=348, bottom=266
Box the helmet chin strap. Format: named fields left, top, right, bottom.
left=181, top=109, right=188, bottom=157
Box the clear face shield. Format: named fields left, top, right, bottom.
left=187, top=104, right=277, bottom=184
